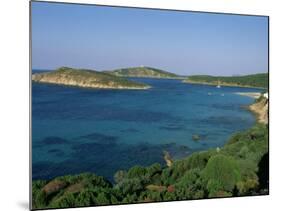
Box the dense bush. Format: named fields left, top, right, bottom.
left=114, top=170, right=127, bottom=184
left=202, top=155, right=241, bottom=193
left=174, top=168, right=205, bottom=199
left=127, top=165, right=147, bottom=179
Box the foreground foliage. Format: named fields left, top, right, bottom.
left=32, top=124, right=268, bottom=209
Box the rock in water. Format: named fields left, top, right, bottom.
left=163, top=150, right=173, bottom=167
left=192, top=134, right=200, bottom=141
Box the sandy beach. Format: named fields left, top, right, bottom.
left=235, top=92, right=261, bottom=99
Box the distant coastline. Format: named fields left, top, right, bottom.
left=104, top=66, right=184, bottom=79
left=183, top=80, right=266, bottom=89
left=32, top=67, right=268, bottom=90
left=183, top=73, right=268, bottom=89
left=32, top=67, right=151, bottom=90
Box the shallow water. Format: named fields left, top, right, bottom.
left=32, top=75, right=261, bottom=181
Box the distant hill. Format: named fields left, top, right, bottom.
left=105, top=66, right=181, bottom=79
left=32, top=67, right=150, bottom=90
left=183, top=73, right=268, bottom=88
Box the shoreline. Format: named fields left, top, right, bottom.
left=183, top=80, right=266, bottom=89
left=235, top=92, right=261, bottom=99
left=32, top=80, right=151, bottom=90
left=248, top=98, right=269, bottom=124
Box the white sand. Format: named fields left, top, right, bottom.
left=235, top=92, right=261, bottom=99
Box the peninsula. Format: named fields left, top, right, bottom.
left=183, top=73, right=268, bottom=89
left=32, top=67, right=150, bottom=90
left=104, top=66, right=183, bottom=79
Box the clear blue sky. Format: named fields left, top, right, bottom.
left=31, top=1, right=268, bottom=76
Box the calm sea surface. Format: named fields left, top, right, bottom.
left=32, top=73, right=262, bottom=181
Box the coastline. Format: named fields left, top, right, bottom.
left=235, top=92, right=261, bottom=99
left=32, top=80, right=151, bottom=90
left=248, top=97, right=269, bottom=124
left=31, top=67, right=152, bottom=90
left=183, top=80, right=266, bottom=89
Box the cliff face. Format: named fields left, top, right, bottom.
left=32, top=67, right=150, bottom=90
left=249, top=97, right=268, bottom=124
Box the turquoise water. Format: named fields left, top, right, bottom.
left=32, top=75, right=261, bottom=181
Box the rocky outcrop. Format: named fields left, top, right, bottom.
left=249, top=97, right=268, bottom=124
left=42, top=180, right=67, bottom=195
left=163, top=150, right=173, bottom=167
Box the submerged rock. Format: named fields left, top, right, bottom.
left=192, top=134, right=201, bottom=141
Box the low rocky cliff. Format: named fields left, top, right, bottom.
left=249, top=97, right=268, bottom=124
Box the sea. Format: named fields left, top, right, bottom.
left=32, top=70, right=262, bottom=182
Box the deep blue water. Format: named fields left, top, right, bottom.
left=32, top=74, right=262, bottom=181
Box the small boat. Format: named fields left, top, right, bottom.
left=216, top=80, right=221, bottom=88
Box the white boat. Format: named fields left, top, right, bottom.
left=216, top=81, right=221, bottom=88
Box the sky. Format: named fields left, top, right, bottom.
left=31, top=2, right=268, bottom=76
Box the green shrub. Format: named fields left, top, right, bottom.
left=185, top=150, right=215, bottom=170
left=174, top=168, right=205, bottom=200
left=160, top=168, right=174, bottom=185
left=95, top=192, right=110, bottom=205
left=203, top=155, right=241, bottom=193
left=50, top=193, right=76, bottom=208
left=127, top=165, right=147, bottom=179
left=32, top=180, right=47, bottom=208
left=176, top=168, right=201, bottom=188
left=163, top=150, right=215, bottom=185
left=115, top=178, right=144, bottom=195
left=146, top=163, right=162, bottom=177
left=74, top=189, right=95, bottom=206
left=32, top=190, right=47, bottom=209
left=114, top=170, right=127, bottom=184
